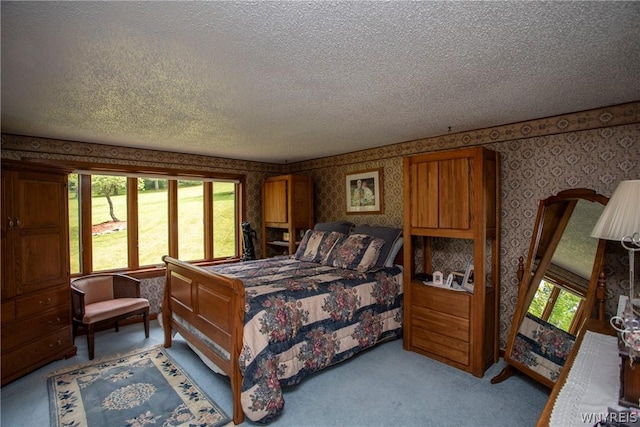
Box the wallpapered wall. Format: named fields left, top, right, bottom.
left=2, top=101, right=638, bottom=347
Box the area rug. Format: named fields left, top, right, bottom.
left=47, top=345, right=232, bottom=427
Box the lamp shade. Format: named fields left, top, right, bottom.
left=591, top=180, right=640, bottom=241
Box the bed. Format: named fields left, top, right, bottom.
left=161, top=223, right=404, bottom=424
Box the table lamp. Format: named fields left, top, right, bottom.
left=591, top=180, right=640, bottom=315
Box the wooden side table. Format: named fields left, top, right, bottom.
left=618, top=338, right=640, bottom=408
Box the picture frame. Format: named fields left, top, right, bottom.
left=345, top=168, right=384, bottom=214
left=462, top=262, right=475, bottom=293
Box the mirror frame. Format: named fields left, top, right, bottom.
left=497, top=188, right=608, bottom=388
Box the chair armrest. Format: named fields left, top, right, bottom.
left=70, top=286, right=86, bottom=319
left=113, top=274, right=142, bottom=298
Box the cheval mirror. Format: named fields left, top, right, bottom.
left=491, top=188, right=608, bottom=388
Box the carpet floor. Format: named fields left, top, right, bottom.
left=1, top=320, right=550, bottom=426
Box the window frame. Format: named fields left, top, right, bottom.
left=529, top=275, right=585, bottom=335
left=69, top=163, right=246, bottom=277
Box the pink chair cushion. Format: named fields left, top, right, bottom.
left=82, top=298, right=149, bottom=324
left=73, top=276, right=115, bottom=305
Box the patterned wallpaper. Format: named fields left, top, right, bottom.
left=2, top=101, right=639, bottom=347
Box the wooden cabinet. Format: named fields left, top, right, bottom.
left=403, top=147, right=500, bottom=377
left=1, top=161, right=77, bottom=385
left=262, top=174, right=313, bottom=258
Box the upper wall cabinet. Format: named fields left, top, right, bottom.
left=262, top=174, right=314, bottom=258
left=407, top=149, right=497, bottom=236
left=403, top=147, right=500, bottom=377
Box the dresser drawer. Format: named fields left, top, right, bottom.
left=2, top=306, right=70, bottom=351
left=15, top=286, right=69, bottom=319
left=1, top=327, right=72, bottom=380
left=411, top=326, right=469, bottom=366
left=411, top=283, right=470, bottom=318
left=412, top=306, right=469, bottom=342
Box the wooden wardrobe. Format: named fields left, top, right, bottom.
left=402, top=146, right=500, bottom=377
left=1, top=161, right=77, bottom=384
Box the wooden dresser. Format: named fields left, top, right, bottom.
left=403, top=146, right=500, bottom=377
left=1, top=161, right=77, bottom=385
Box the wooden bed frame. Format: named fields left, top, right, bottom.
left=161, top=255, right=246, bottom=424
left=162, top=248, right=405, bottom=424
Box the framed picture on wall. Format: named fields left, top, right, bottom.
left=345, top=168, right=384, bottom=214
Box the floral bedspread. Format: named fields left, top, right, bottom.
left=206, top=255, right=403, bottom=423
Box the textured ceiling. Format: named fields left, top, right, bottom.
left=2, top=1, right=640, bottom=163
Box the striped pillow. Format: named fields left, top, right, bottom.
left=294, top=230, right=344, bottom=263
left=322, top=233, right=385, bottom=272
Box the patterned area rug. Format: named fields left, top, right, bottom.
left=47, top=345, right=231, bottom=427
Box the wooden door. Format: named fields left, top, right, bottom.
left=438, top=158, right=471, bottom=230
left=409, top=157, right=471, bottom=230
left=263, top=179, right=288, bottom=225
left=409, top=160, right=439, bottom=228
left=12, top=171, right=69, bottom=295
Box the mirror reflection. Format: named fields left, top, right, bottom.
left=525, top=199, right=605, bottom=334
left=492, top=189, right=608, bottom=387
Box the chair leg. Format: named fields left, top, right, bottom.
left=87, top=324, right=95, bottom=360
left=115, top=321, right=119, bottom=333
left=72, top=322, right=77, bottom=344
left=143, top=310, right=149, bottom=338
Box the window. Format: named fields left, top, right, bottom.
left=69, top=171, right=243, bottom=274
left=528, top=278, right=583, bottom=333
left=68, top=173, right=81, bottom=274
left=138, top=178, right=169, bottom=267
left=178, top=180, right=205, bottom=261
left=91, top=175, right=129, bottom=271
left=213, top=181, right=237, bottom=258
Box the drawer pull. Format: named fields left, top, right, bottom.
left=49, top=340, right=62, bottom=348
left=49, top=317, right=61, bottom=325
left=39, top=298, right=52, bottom=306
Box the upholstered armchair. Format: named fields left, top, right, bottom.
left=71, top=273, right=150, bottom=359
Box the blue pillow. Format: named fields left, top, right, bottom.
left=313, top=221, right=355, bottom=235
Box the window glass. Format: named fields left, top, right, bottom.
left=91, top=175, right=128, bottom=271
left=138, top=178, right=169, bottom=266
left=528, top=279, right=582, bottom=333
left=213, top=181, right=237, bottom=258
left=178, top=180, right=204, bottom=261
left=68, top=173, right=81, bottom=274
left=548, top=290, right=581, bottom=332
left=527, top=280, right=551, bottom=319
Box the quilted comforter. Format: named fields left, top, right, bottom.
left=206, top=255, right=404, bottom=423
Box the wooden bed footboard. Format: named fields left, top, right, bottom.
left=162, top=256, right=245, bottom=425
